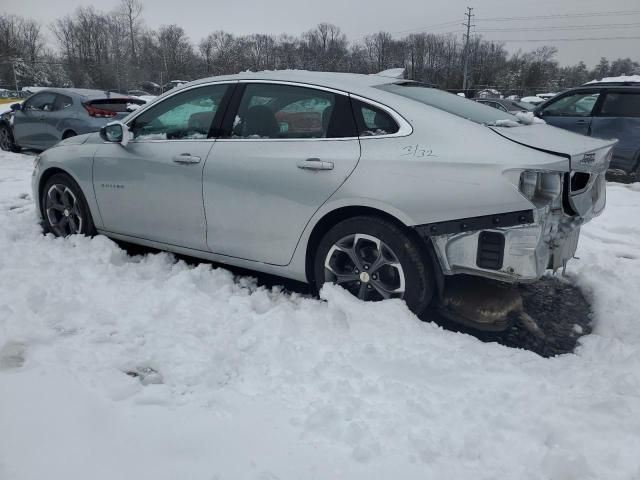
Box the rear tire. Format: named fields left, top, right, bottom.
left=62, top=130, right=77, bottom=140
left=314, top=216, right=434, bottom=315
left=41, top=173, right=96, bottom=237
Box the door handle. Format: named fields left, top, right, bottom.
left=297, top=158, right=334, bottom=171
left=576, top=119, right=589, bottom=125
left=172, top=153, right=201, bottom=164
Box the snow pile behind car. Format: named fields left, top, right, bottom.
left=1, top=150, right=640, bottom=479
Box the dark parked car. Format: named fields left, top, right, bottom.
left=476, top=98, right=535, bottom=113
left=535, top=82, right=640, bottom=180
left=0, top=88, right=144, bottom=152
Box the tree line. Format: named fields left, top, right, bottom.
left=1, top=1, right=639, bottom=96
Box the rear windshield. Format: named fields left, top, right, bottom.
left=377, top=83, right=522, bottom=126
left=88, top=98, right=144, bottom=112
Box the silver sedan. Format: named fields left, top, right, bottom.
left=31, top=71, right=615, bottom=324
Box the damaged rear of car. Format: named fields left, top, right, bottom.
left=343, top=82, right=616, bottom=327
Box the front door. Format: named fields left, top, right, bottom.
left=13, top=91, right=58, bottom=148
left=539, top=90, right=601, bottom=136
left=93, top=83, right=232, bottom=251
left=203, top=82, right=361, bottom=265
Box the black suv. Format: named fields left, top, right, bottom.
left=535, top=81, right=640, bottom=180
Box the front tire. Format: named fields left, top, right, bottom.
left=41, top=173, right=96, bottom=237
left=314, top=216, right=434, bottom=315
left=0, top=123, right=20, bottom=152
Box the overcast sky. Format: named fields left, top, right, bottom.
left=5, top=0, right=640, bottom=67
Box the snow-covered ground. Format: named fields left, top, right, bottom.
left=1, top=150, right=640, bottom=479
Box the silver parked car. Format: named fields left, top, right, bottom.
left=31, top=71, right=615, bottom=325
left=1, top=88, right=144, bottom=152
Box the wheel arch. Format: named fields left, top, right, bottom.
left=304, top=205, right=442, bottom=288
left=61, top=129, right=77, bottom=139
left=38, top=167, right=79, bottom=213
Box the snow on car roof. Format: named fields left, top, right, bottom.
left=585, top=74, right=640, bottom=85
left=188, top=70, right=400, bottom=95
left=520, top=96, right=545, bottom=104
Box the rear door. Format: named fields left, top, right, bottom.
left=12, top=92, right=57, bottom=148
left=203, top=82, right=360, bottom=265
left=93, top=83, right=232, bottom=250
left=539, top=90, right=601, bottom=135
left=589, top=89, right=640, bottom=173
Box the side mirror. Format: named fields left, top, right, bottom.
left=10, top=103, right=22, bottom=111
left=100, top=121, right=131, bottom=146
left=534, top=109, right=544, bottom=118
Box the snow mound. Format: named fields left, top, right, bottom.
left=1, top=151, right=640, bottom=479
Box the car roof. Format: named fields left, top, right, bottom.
left=186, top=70, right=400, bottom=96
left=570, top=83, right=640, bottom=90
left=34, top=88, right=131, bottom=100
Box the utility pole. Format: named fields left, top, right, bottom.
left=462, top=7, right=474, bottom=91
left=12, top=60, right=19, bottom=92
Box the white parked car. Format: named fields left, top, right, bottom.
left=30, top=71, right=615, bottom=328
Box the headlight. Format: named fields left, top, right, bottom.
left=519, top=170, right=563, bottom=206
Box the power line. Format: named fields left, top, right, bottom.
left=486, top=35, right=640, bottom=43
left=475, top=10, right=640, bottom=22
left=390, top=20, right=461, bottom=36
left=476, top=22, right=640, bottom=32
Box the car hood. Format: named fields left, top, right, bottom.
left=489, top=123, right=617, bottom=173
left=54, top=132, right=101, bottom=148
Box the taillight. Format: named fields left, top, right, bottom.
left=83, top=103, right=117, bottom=118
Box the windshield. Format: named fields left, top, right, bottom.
left=513, top=101, right=535, bottom=111
left=377, top=83, right=524, bottom=127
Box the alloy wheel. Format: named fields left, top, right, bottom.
left=45, top=184, right=83, bottom=236
left=324, top=233, right=406, bottom=301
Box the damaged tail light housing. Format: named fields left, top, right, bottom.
left=519, top=170, right=563, bottom=206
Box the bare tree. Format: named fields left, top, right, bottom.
left=118, top=0, right=142, bottom=60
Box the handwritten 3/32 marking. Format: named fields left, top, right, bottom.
left=401, top=144, right=436, bottom=157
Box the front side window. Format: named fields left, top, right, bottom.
left=599, top=92, right=640, bottom=117
left=24, top=92, right=57, bottom=112
left=129, top=84, right=229, bottom=140
left=542, top=92, right=600, bottom=117
left=231, top=83, right=355, bottom=139
left=352, top=99, right=399, bottom=136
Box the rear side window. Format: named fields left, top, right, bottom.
left=352, top=99, right=399, bottom=136
left=55, top=94, right=73, bottom=110
left=599, top=92, right=640, bottom=117
left=230, top=83, right=357, bottom=139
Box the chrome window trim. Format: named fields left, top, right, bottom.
left=349, top=93, right=413, bottom=139
left=219, top=80, right=412, bottom=142
left=123, top=78, right=413, bottom=143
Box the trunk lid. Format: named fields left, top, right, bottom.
left=489, top=123, right=617, bottom=174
